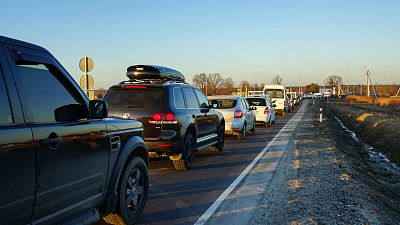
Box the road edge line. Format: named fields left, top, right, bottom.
left=193, top=104, right=305, bottom=225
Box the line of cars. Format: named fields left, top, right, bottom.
left=0, top=35, right=298, bottom=225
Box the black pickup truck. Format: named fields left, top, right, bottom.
left=0, top=36, right=149, bottom=225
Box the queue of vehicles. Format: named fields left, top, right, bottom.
left=0, top=35, right=301, bottom=225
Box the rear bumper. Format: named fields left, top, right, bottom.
left=255, top=114, right=268, bottom=123
left=145, top=140, right=183, bottom=156
left=225, top=118, right=245, bottom=134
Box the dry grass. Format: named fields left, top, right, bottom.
left=346, top=96, right=400, bottom=110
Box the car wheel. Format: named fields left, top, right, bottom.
left=249, top=120, right=256, bottom=135
left=214, top=124, right=225, bottom=152
left=238, top=123, right=246, bottom=140
left=266, top=116, right=271, bottom=128
left=103, top=157, right=148, bottom=225
left=173, top=133, right=195, bottom=170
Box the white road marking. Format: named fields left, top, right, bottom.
left=194, top=105, right=305, bottom=225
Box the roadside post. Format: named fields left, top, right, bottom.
left=320, top=108, right=323, bottom=123
left=79, top=57, right=94, bottom=99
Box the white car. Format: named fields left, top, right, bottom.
left=263, top=84, right=288, bottom=115
left=246, top=95, right=276, bottom=127
left=208, top=95, right=256, bottom=140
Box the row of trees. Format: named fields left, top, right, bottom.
left=192, top=74, right=285, bottom=95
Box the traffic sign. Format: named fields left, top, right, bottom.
left=80, top=74, right=94, bottom=90
left=79, top=57, right=94, bottom=72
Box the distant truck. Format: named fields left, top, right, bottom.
left=263, top=84, right=288, bottom=115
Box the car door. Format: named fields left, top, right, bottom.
left=193, top=89, right=218, bottom=137
left=6, top=46, right=109, bottom=222
left=242, top=98, right=253, bottom=130
left=0, top=48, right=35, bottom=225
left=181, top=87, right=207, bottom=139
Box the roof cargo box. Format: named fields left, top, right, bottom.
left=126, top=65, right=185, bottom=82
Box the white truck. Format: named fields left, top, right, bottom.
left=263, top=84, right=288, bottom=115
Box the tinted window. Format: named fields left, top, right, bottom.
left=104, top=87, right=166, bottom=109
left=241, top=99, right=250, bottom=109
left=211, top=99, right=237, bottom=109
left=265, top=89, right=284, bottom=98
left=15, top=64, right=79, bottom=123
left=182, top=88, right=199, bottom=108
left=194, top=89, right=209, bottom=108
left=0, top=74, right=13, bottom=125
left=246, top=98, right=266, bottom=106
left=173, top=88, right=185, bottom=108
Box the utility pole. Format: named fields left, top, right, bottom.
left=366, top=70, right=370, bottom=97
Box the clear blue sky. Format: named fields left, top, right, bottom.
left=1, top=0, right=399, bottom=88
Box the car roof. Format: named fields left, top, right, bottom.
left=110, top=80, right=191, bottom=89
left=208, top=95, right=241, bottom=100
left=0, top=35, right=48, bottom=53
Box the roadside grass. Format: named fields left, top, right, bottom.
left=346, top=96, right=400, bottom=110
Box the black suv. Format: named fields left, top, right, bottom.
left=0, top=36, right=149, bottom=225
left=103, top=65, right=225, bottom=170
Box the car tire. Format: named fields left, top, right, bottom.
left=266, top=116, right=271, bottom=128
left=103, top=157, right=148, bottom=225
left=214, top=124, right=225, bottom=152
left=249, top=120, right=256, bottom=135
left=173, top=133, right=195, bottom=170
left=238, top=123, right=246, bottom=140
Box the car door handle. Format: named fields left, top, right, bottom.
left=41, top=132, right=63, bottom=150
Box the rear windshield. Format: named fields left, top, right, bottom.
left=264, top=89, right=284, bottom=98
left=246, top=98, right=266, bottom=106
left=103, top=87, right=166, bottom=108
left=211, top=99, right=237, bottom=109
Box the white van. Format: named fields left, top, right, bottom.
left=263, top=84, right=287, bottom=115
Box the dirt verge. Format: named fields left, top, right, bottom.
left=324, top=101, right=400, bottom=164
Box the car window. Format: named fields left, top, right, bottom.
left=0, top=73, right=13, bottom=125
left=265, top=89, right=284, bottom=98
left=211, top=99, right=237, bottom=109
left=194, top=89, right=209, bottom=108
left=246, top=98, right=266, bottom=106
left=173, top=88, right=186, bottom=108
left=182, top=88, right=199, bottom=108
left=14, top=63, right=80, bottom=123
left=104, top=87, right=166, bottom=109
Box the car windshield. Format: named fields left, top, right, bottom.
left=246, top=98, right=266, bottom=106
left=211, top=99, right=237, bottom=109
left=265, top=89, right=284, bottom=98
left=103, top=87, right=166, bottom=108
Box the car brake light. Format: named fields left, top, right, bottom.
left=149, top=113, right=177, bottom=124
left=152, top=113, right=162, bottom=121
left=264, top=108, right=269, bottom=114
left=234, top=110, right=243, bottom=118
left=122, top=85, right=147, bottom=89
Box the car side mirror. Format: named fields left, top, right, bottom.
left=54, top=104, right=87, bottom=122
left=272, top=100, right=276, bottom=103
left=250, top=106, right=257, bottom=110
left=89, top=100, right=108, bottom=119
left=272, top=104, right=276, bottom=107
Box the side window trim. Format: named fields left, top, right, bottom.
left=182, top=87, right=200, bottom=109
left=194, top=89, right=209, bottom=108
left=0, top=64, right=14, bottom=125
left=5, top=47, right=86, bottom=124
left=173, top=87, right=186, bottom=109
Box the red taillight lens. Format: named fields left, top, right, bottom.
left=234, top=110, right=243, bottom=118
left=152, top=113, right=162, bottom=121
left=165, top=113, right=174, bottom=121
left=149, top=112, right=177, bottom=124
left=264, top=108, right=269, bottom=114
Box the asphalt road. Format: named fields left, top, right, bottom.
left=137, top=105, right=301, bottom=225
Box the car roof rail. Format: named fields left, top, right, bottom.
left=118, top=79, right=189, bottom=85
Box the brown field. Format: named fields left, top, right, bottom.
left=346, top=96, right=400, bottom=110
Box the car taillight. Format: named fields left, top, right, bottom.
left=234, top=110, right=243, bottom=118
left=122, top=85, right=147, bottom=89
left=149, top=113, right=177, bottom=124
left=264, top=108, right=269, bottom=114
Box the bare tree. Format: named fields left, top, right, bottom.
left=221, top=77, right=235, bottom=94
left=325, top=75, right=343, bottom=86
left=270, top=75, right=283, bottom=85
left=208, top=73, right=224, bottom=95
left=239, top=80, right=250, bottom=94
left=192, top=73, right=208, bottom=93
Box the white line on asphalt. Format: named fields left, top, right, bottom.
left=193, top=105, right=304, bottom=225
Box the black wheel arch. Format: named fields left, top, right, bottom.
left=103, top=136, right=148, bottom=215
